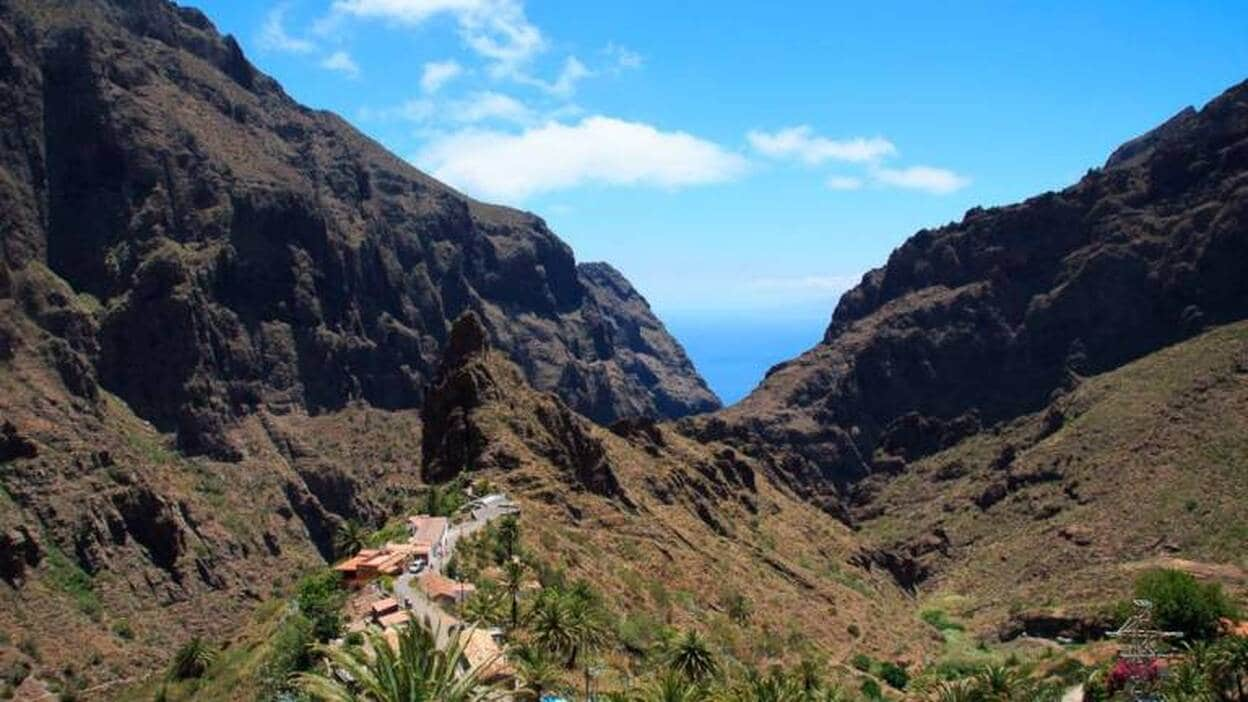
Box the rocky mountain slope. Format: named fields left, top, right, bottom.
left=702, top=79, right=1248, bottom=512
left=0, top=0, right=716, bottom=462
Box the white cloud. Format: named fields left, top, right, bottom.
left=259, top=5, right=315, bottom=54
left=330, top=0, right=545, bottom=72
left=357, top=98, right=434, bottom=123
left=871, top=165, right=970, bottom=194
left=420, top=60, right=463, bottom=93
left=603, top=42, right=643, bottom=72
left=513, top=56, right=591, bottom=97
left=415, top=116, right=747, bottom=201
left=825, top=176, right=863, bottom=191
left=451, top=91, right=533, bottom=123
left=747, top=275, right=857, bottom=292
left=321, top=50, right=361, bottom=77
left=747, top=126, right=896, bottom=165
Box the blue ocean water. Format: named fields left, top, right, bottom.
left=661, top=312, right=829, bottom=407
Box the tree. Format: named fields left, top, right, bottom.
left=512, top=644, right=562, bottom=702
left=504, top=559, right=527, bottom=630
left=295, top=620, right=496, bottom=702
left=463, top=587, right=506, bottom=627
left=878, top=661, right=908, bottom=691
left=297, top=570, right=347, bottom=642
left=497, top=516, right=521, bottom=563
left=167, top=637, right=216, bottom=681
left=1213, top=635, right=1248, bottom=701
left=644, top=672, right=703, bottom=702
left=1132, top=568, right=1238, bottom=640
left=333, top=520, right=365, bottom=559
left=669, top=631, right=718, bottom=683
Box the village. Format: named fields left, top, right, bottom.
left=330, top=493, right=523, bottom=687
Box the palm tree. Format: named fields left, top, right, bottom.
left=531, top=590, right=578, bottom=662
left=924, top=679, right=979, bottom=702
left=669, top=631, right=718, bottom=683
left=168, top=636, right=216, bottom=681
left=463, top=588, right=506, bottom=627
left=504, top=559, right=527, bottom=630
left=497, top=516, right=520, bottom=562
left=565, top=589, right=611, bottom=670
left=333, top=519, right=366, bottom=559
left=644, top=672, right=703, bottom=702
left=512, top=644, right=563, bottom=702
left=1213, top=635, right=1248, bottom=701
left=295, top=620, right=497, bottom=702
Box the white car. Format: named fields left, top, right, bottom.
left=407, top=560, right=427, bottom=574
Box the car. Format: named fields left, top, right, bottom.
left=407, top=560, right=427, bottom=574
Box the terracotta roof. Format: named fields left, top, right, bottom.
left=408, top=515, right=449, bottom=545
left=420, top=572, right=476, bottom=601
left=1221, top=617, right=1248, bottom=637
left=461, top=629, right=512, bottom=681
left=370, top=598, right=399, bottom=616
left=377, top=610, right=412, bottom=629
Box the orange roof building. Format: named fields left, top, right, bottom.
left=333, top=544, right=419, bottom=585
left=420, top=572, right=476, bottom=605
left=408, top=515, right=449, bottom=555
left=370, top=597, right=399, bottom=619
left=377, top=610, right=412, bottom=629
left=460, top=629, right=513, bottom=683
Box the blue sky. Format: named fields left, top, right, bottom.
left=193, top=0, right=1246, bottom=400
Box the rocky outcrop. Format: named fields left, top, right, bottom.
left=711, top=78, right=1248, bottom=511
left=0, top=0, right=717, bottom=459
left=421, top=312, right=626, bottom=501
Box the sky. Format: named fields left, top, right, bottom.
left=192, top=0, right=1247, bottom=402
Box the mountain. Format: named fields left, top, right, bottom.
left=698, top=79, right=1248, bottom=512
left=0, top=0, right=717, bottom=463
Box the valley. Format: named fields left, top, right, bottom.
left=0, top=0, right=1245, bottom=700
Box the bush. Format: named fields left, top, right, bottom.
left=258, top=612, right=316, bottom=699
left=296, top=570, right=346, bottom=642
left=879, top=661, right=908, bottom=690
left=851, top=653, right=874, bottom=672
left=111, top=620, right=134, bottom=640
left=168, top=637, right=215, bottom=681
left=920, top=608, right=965, bottom=633
left=1130, top=568, right=1237, bottom=640
left=860, top=678, right=883, bottom=700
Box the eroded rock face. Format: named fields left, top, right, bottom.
left=0, top=0, right=718, bottom=459
left=421, top=312, right=626, bottom=501
left=711, top=79, right=1248, bottom=511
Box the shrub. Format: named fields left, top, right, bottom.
left=860, top=678, right=883, bottom=700
left=1130, top=568, right=1237, bottom=640
left=846, top=623, right=861, bottom=638
left=111, top=619, right=135, bottom=640
left=258, top=612, right=316, bottom=698
left=851, top=653, right=874, bottom=672
left=879, top=661, right=908, bottom=690
left=920, top=608, right=965, bottom=633
left=168, top=637, right=215, bottom=681
left=295, top=570, right=346, bottom=642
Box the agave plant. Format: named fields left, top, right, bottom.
left=167, top=636, right=216, bottom=681
left=294, top=620, right=498, bottom=702
left=668, top=631, right=718, bottom=683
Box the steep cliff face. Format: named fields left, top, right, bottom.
left=0, top=0, right=716, bottom=460
left=703, top=79, right=1248, bottom=509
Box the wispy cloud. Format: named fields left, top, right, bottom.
left=747, top=126, right=896, bottom=165
left=421, top=60, right=464, bottom=93
left=825, top=175, right=863, bottom=191
left=871, top=165, right=970, bottom=194
left=259, top=4, right=316, bottom=54
left=416, top=116, right=747, bottom=201
left=451, top=91, right=533, bottom=124
left=321, top=50, right=361, bottom=78
left=603, top=42, right=643, bottom=72
left=747, top=275, right=857, bottom=292
left=330, top=0, right=545, bottom=74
